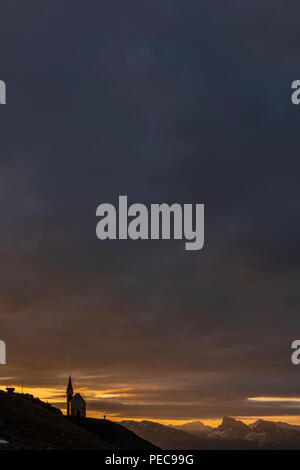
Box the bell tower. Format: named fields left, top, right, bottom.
left=66, top=375, right=73, bottom=416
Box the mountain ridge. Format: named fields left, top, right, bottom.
left=121, top=416, right=300, bottom=449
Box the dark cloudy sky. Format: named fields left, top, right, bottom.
left=1, top=0, right=300, bottom=423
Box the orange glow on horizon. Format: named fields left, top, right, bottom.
left=248, top=396, right=300, bottom=402
left=3, top=386, right=300, bottom=427
left=0, top=385, right=136, bottom=404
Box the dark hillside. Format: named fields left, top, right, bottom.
left=69, top=416, right=157, bottom=450
left=0, top=390, right=155, bottom=450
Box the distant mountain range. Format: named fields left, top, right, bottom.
left=122, top=419, right=217, bottom=450
left=171, top=420, right=213, bottom=435
left=122, top=416, right=300, bottom=450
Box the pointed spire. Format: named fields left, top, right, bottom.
left=66, top=375, right=73, bottom=416
left=67, top=375, right=73, bottom=393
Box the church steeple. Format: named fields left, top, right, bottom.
left=67, top=375, right=73, bottom=394
left=66, top=375, right=73, bottom=416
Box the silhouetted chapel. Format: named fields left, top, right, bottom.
left=66, top=376, right=86, bottom=418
